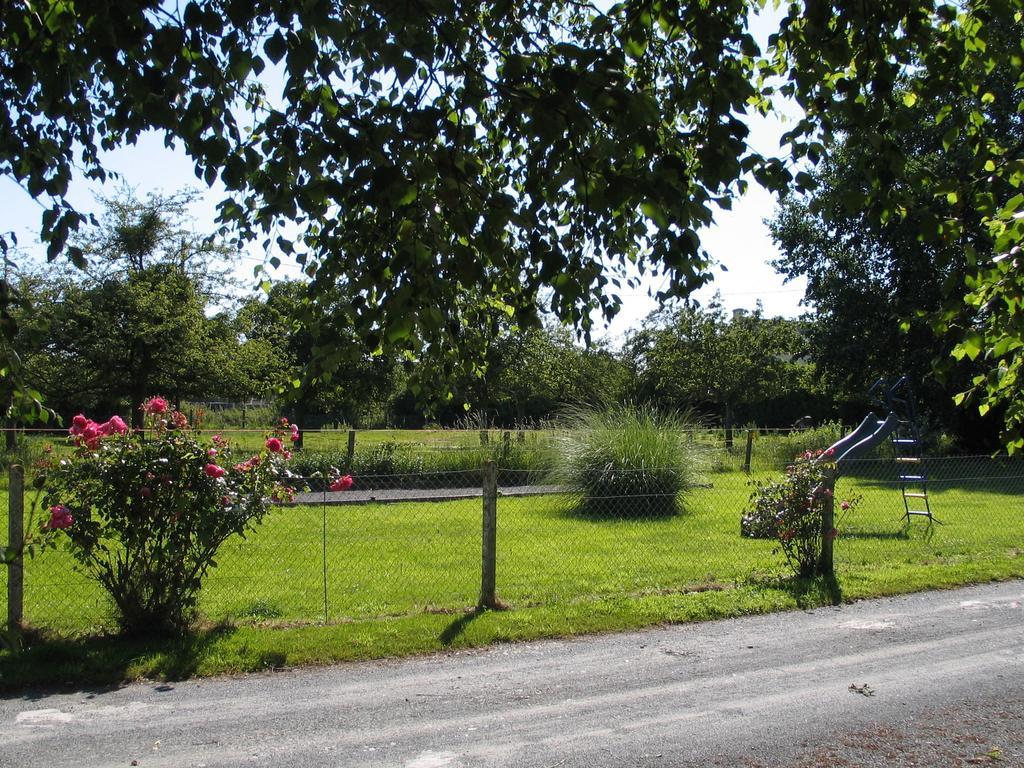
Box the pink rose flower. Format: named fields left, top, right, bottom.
left=840, top=500, right=851, bottom=510
left=204, top=463, right=226, bottom=479
left=208, top=448, right=218, bottom=458
left=46, top=505, right=73, bottom=530
left=99, top=415, right=128, bottom=436
left=233, top=455, right=261, bottom=472
left=171, top=410, right=188, bottom=429
left=290, top=425, right=300, bottom=442
left=265, top=437, right=283, bottom=453
left=329, top=475, right=354, bottom=492
left=69, top=414, right=105, bottom=447
left=79, top=421, right=102, bottom=450
left=142, top=396, right=169, bottom=415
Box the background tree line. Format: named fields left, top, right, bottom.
left=4, top=189, right=1003, bottom=448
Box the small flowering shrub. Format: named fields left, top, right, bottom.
left=742, top=450, right=860, bottom=579
left=39, top=401, right=300, bottom=636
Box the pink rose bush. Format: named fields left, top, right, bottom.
left=741, top=452, right=860, bottom=579
left=40, top=405, right=301, bottom=636
left=69, top=413, right=129, bottom=449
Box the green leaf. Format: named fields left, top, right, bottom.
left=960, top=331, right=984, bottom=361
left=263, top=31, right=287, bottom=64
left=385, top=316, right=414, bottom=343
left=640, top=201, right=669, bottom=229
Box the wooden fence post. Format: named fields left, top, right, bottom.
left=8, top=464, right=24, bottom=632
left=347, top=429, right=356, bottom=466
left=479, top=460, right=498, bottom=609
left=742, top=429, right=754, bottom=473
left=818, top=468, right=836, bottom=577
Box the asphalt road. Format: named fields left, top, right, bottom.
left=2, top=581, right=1022, bottom=767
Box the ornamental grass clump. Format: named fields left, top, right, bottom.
left=552, top=404, right=706, bottom=518
left=37, top=401, right=304, bottom=636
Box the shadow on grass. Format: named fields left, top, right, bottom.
left=841, top=461, right=1024, bottom=496
left=0, top=623, right=236, bottom=696
left=439, top=608, right=486, bottom=646
left=748, top=572, right=844, bottom=608
left=439, top=600, right=510, bottom=646
left=558, top=496, right=692, bottom=524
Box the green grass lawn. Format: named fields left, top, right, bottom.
left=2, top=457, right=1021, bottom=690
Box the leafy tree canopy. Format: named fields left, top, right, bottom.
left=624, top=301, right=814, bottom=428
left=2, top=0, right=1023, bottom=446
left=769, top=12, right=1023, bottom=450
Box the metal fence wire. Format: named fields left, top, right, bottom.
left=2, top=454, right=1022, bottom=635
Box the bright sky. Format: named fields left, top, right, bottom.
left=0, top=4, right=808, bottom=346
left=600, top=104, right=809, bottom=343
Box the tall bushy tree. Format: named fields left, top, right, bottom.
left=237, top=281, right=401, bottom=427
left=23, top=191, right=255, bottom=424
left=0, top=266, right=53, bottom=442
left=474, top=324, right=629, bottom=424
left=768, top=18, right=1023, bottom=448
left=625, top=304, right=815, bottom=431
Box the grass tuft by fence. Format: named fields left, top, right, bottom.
left=549, top=405, right=707, bottom=518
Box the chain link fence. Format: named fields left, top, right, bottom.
left=3, top=438, right=1023, bottom=636
left=835, top=455, right=1024, bottom=571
